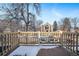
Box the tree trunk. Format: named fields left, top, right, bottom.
left=26, top=3, right=29, bottom=32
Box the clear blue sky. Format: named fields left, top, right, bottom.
left=38, top=3, right=79, bottom=24
left=0, top=3, right=79, bottom=25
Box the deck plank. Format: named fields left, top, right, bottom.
left=37, top=46, right=73, bottom=56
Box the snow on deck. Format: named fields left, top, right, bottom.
left=9, top=45, right=58, bottom=56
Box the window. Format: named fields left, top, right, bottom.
left=45, top=25, right=49, bottom=29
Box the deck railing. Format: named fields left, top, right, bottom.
left=19, top=32, right=62, bottom=45
left=0, top=32, right=79, bottom=55
left=60, top=32, right=79, bottom=55
left=0, top=32, right=19, bottom=55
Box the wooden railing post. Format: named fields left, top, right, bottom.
left=1, top=34, right=4, bottom=55
left=73, top=34, right=75, bottom=52
left=18, top=32, right=20, bottom=45
left=38, top=31, right=40, bottom=44
left=76, top=33, right=79, bottom=55
left=4, top=34, right=7, bottom=53
left=7, top=34, right=9, bottom=51
left=70, top=33, right=72, bottom=50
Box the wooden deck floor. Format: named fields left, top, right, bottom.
left=37, top=46, right=74, bottom=56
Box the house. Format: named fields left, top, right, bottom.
left=40, top=23, right=53, bottom=32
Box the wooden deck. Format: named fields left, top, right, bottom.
left=37, top=46, right=76, bottom=56
left=0, top=32, right=79, bottom=56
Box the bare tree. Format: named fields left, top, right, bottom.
left=16, top=3, right=41, bottom=31
left=22, top=3, right=41, bottom=31
left=35, top=20, right=43, bottom=31
left=1, top=3, right=41, bottom=32
left=0, top=4, right=22, bottom=32
left=71, top=17, right=79, bottom=29
left=59, top=17, right=71, bottom=32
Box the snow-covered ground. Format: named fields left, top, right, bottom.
left=9, top=45, right=58, bottom=56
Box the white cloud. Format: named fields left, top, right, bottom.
left=51, top=8, right=63, bottom=21
left=37, top=7, right=65, bottom=24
